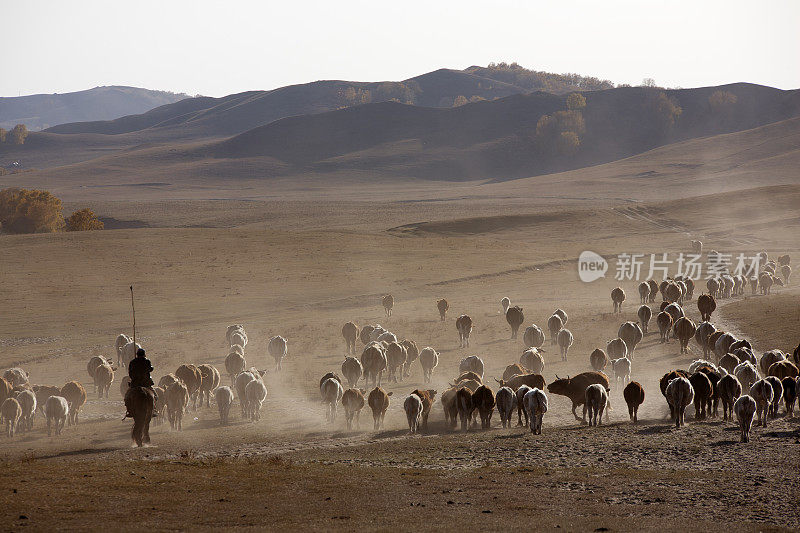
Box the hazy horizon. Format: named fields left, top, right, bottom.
left=3, top=0, right=799, bottom=98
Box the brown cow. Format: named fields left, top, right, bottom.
left=697, top=294, right=716, bottom=322
left=437, top=299, right=449, bottom=321
left=401, top=339, right=419, bottom=377
left=224, top=351, right=246, bottom=386
left=382, top=294, right=394, bottom=317
left=342, top=321, right=359, bottom=355
left=657, top=311, right=673, bottom=343
left=623, top=381, right=645, bottom=423
left=87, top=355, right=113, bottom=393
left=673, top=317, right=697, bottom=354
left=547, top=372, right=610, bottom=422
left=689, top=372, right=713, bottom=419
left=456, top=387, right=474, bottom=431
left=719, top=353, right=740, bottom=375
left=505, top=306, right=524, bottom=339
left=411, top=389, right=438, bottom=430
left=472, top=385, right=495, bottom=429
left=456, top=314, right=473, bottom=348
left=440, top=387, right=459, bottom=428
left=32, top=384, right=60, bottom=415
left=165, top=380, right=189, bottom=430
left=647, top=279, right=659, bottom=302
left=359, top=325, right=376, bottom=346
left=197, top=364, right=221, bottom=408
left=60, top=381, right=86, bottom=426
left=342, top=388, right=366, bottom=430
left=175, top=364, right=203, bottom=410
left=547, top=314, right=563, bottom=346
left=782, top=377, right=797, bottom=415
left=94, top=363, right=115, bottom=399
left=611, top=287, right=626, bottom=313
left=706, top=331, right=725, bottom=357
left=590, top=348, right=608, bottom=372
left=696, top=366, right=721, bottom=417
left=367, top=387, right=392, bottom=430
left=503, top=363, right=528, bottom=382
left=768, top=360, right=799, bottom=380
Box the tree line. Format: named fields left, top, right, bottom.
left=0, top=188, right=103, bottom=234
left=0, top=124, right=29, bottom=145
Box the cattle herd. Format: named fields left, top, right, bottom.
left=0, top=251, right=797, bottom=448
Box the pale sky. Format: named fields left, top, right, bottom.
left=3, top=0, right=799, bottom=97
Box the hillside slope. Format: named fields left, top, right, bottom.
left=0, top=86, right=189, bottom=131
left=44, top=67, right=614, bottom=138
left=8, top=114, right=800, bottom=207
left=211, top=83, right=800, bottom=180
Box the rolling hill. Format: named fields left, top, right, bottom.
left=0, top=86, right=189, bottom=131
left=1, top=67, right=798, bottom=199
left=43, top=66, right=616, bottom=139
left=210, top=82, right=800, bottom=180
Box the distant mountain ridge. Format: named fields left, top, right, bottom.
left=0, top=86, right=189, bottom=131
left=44, top=65, right=617, bottom=138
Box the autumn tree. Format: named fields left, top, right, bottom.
left=453, top=95, right=468, bottom=107
left=566, top=92, right=586, bottom=110
left=0, top=128, right=6, bottom=143
left=338, top=86, right=372, bottom=107
left=0, top=187, right=64, bottom=233
left=66, top=208, right=104, bottom=231
left=641, top=78, right=657, bottom=88
left=536, top=91, right=587, bottom=155
left=557, top=131, right=581, bottom=154
left=7, top=124, right=28, bottom=145
left=708, top=90, right=737, bottom=110
left=373, top=82, right=417, bottom=105
left=652, top=92, right=682, bottom=130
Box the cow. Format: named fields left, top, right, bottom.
left=456, top=315, right=473, bottom=348
left=437, top=299, right=449, bottom=321
left=495, top=386, right=516, bottom=428
left=411, top=389, right=437, bottom=431
left=665, top=377, right=694, bottom=428
left=523, top=388, right=548, bottom=434
left=404, top=394, right=423, bottom=434
left=584, top=384, right=608, bottom=427
left=623, top=381, right=645, bottom=423
left=367, top=387, right=392, bottom=430
left=472, top=385, right=495, bottom=429
left=689, top=372, right=713, bottom=420
left=547, top=372, right=610, bottom=422
left=718, top=374, right=742, bottom=421
left=456, top=387, right=474, bottom=431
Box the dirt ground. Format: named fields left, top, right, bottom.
left=0, top=184, right=799, bottom=531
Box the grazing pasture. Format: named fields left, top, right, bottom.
left=0, top=181, right=798, bottom=530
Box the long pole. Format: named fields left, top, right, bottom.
left=130, top=285, right=136, bottom=346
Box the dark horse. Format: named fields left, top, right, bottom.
left=124, top=386, right=154, bottom=447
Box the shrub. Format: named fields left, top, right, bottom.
left=0, top=188, right=65, bottom=233
left=66, top=208, right=104, bottom=231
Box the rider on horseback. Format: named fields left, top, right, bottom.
left=129, top=348, right=154, bottom=388
left=125, top=348, right=156, bottom=418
